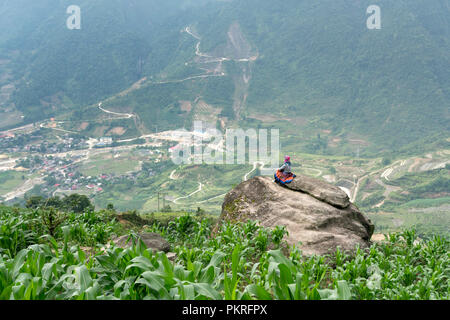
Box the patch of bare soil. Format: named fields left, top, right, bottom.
left=93, top=126, right=108, bottom=137
left=361, top=192, right=371, bottom=201
left=107, top=127, right=126, bottom=136
left=179, top=100, right=192, bottom=112
left=365, top=180, right=383, bottom=192
left=375, top=211, right=393, bottom=215
left=322, top=175, right=336, bottom=183
left=348, top=138, right=369, bottom=146
left=78, top=122, right=89, bottom=131
left=426, top=192, right=450, bottom=199
left=117, top=77, right=147, bottom=97
left=408, top=158, right=422, bottom=172
left=328, top=137, right=342, bottom=147
left=248, top=113, right=307, bottom=125
left=193, top=100, right=222, bottom=125
left=226, top=22, right=252, bottom=59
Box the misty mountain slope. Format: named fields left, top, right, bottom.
left=0, top=0, right=449, bottom=151
left=1, top=0, right=205, bottom=123
left=193, top=0, right=449, bottom=148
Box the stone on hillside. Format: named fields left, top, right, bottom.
left=166, top=252, right=177, bottom=261
left=218, top=176, right=374, bottom=256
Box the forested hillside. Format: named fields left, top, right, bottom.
left=0, top=0, right=449, bottom=151
left=0, top=0, right=198, bottom=123
left=194, top=0, right=450, bottom=149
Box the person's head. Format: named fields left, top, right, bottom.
left=284, top=155, right=290, bottom=162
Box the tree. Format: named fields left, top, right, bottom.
left=63, top=194, right=93, bottom=213
left=196, top=206, right=205, bottom=217
left=25, top=196, right=45, bottom=209
left=46, top=196, right=63, bottom=209
left=44, top=175, right=57, bottom=186
left=40, top=208, right=67, bottom=237
left=382, top=157, right=392, bottom=166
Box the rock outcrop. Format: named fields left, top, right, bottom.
left=218, top=175, right=374, bottom=256
left=113, top=232, right=171, bottom=253
left=285, top=175, right=350, bottom=208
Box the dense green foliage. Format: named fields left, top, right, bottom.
left=0, top=206, right=448, bottom=300
left=0, top=206, right=120, bottom=258
left=25, top=194, right=94, bottom=214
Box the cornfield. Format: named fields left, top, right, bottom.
left=0, top=206, right=448, bottom=300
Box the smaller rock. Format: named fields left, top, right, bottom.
left=166, top=252, right=177, bottom=261
left=113, top=232, right=171, bottom=253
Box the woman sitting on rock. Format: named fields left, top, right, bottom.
left=274, top=155, right=296, bottom=184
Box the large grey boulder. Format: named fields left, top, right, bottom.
left=113, top=232, right=171, bottom=253
left=218, top=176, right=374, bottom=256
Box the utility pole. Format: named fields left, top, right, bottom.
left=157, top=192, right=160, bottom=212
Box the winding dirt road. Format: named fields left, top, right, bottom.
left=170, top=160, right=266, bottom=205
left=98, top=102, right=134, bottom=119
left=169, top=169, right=178, bottom=180
left=3, top=177, right=44, bottom=201
left=173, top=182, right=203, bottom=204
left=244, top=161, right=264, bottom=181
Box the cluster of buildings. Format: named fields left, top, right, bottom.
left=0, top=132, right=88, bottom=154
left=45, top=167, right=111, bottom=194
left=3, top=123, right=174, bottom=200
left=94, top=137, right=113, bottom=148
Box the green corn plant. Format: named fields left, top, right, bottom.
left=271, top=226, right=289, bottom=248
left=318, top=280, right=352, bottom=300
left=223, top=245, right=241, bottom=300
left=0, top=203, right=449, bottom=301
